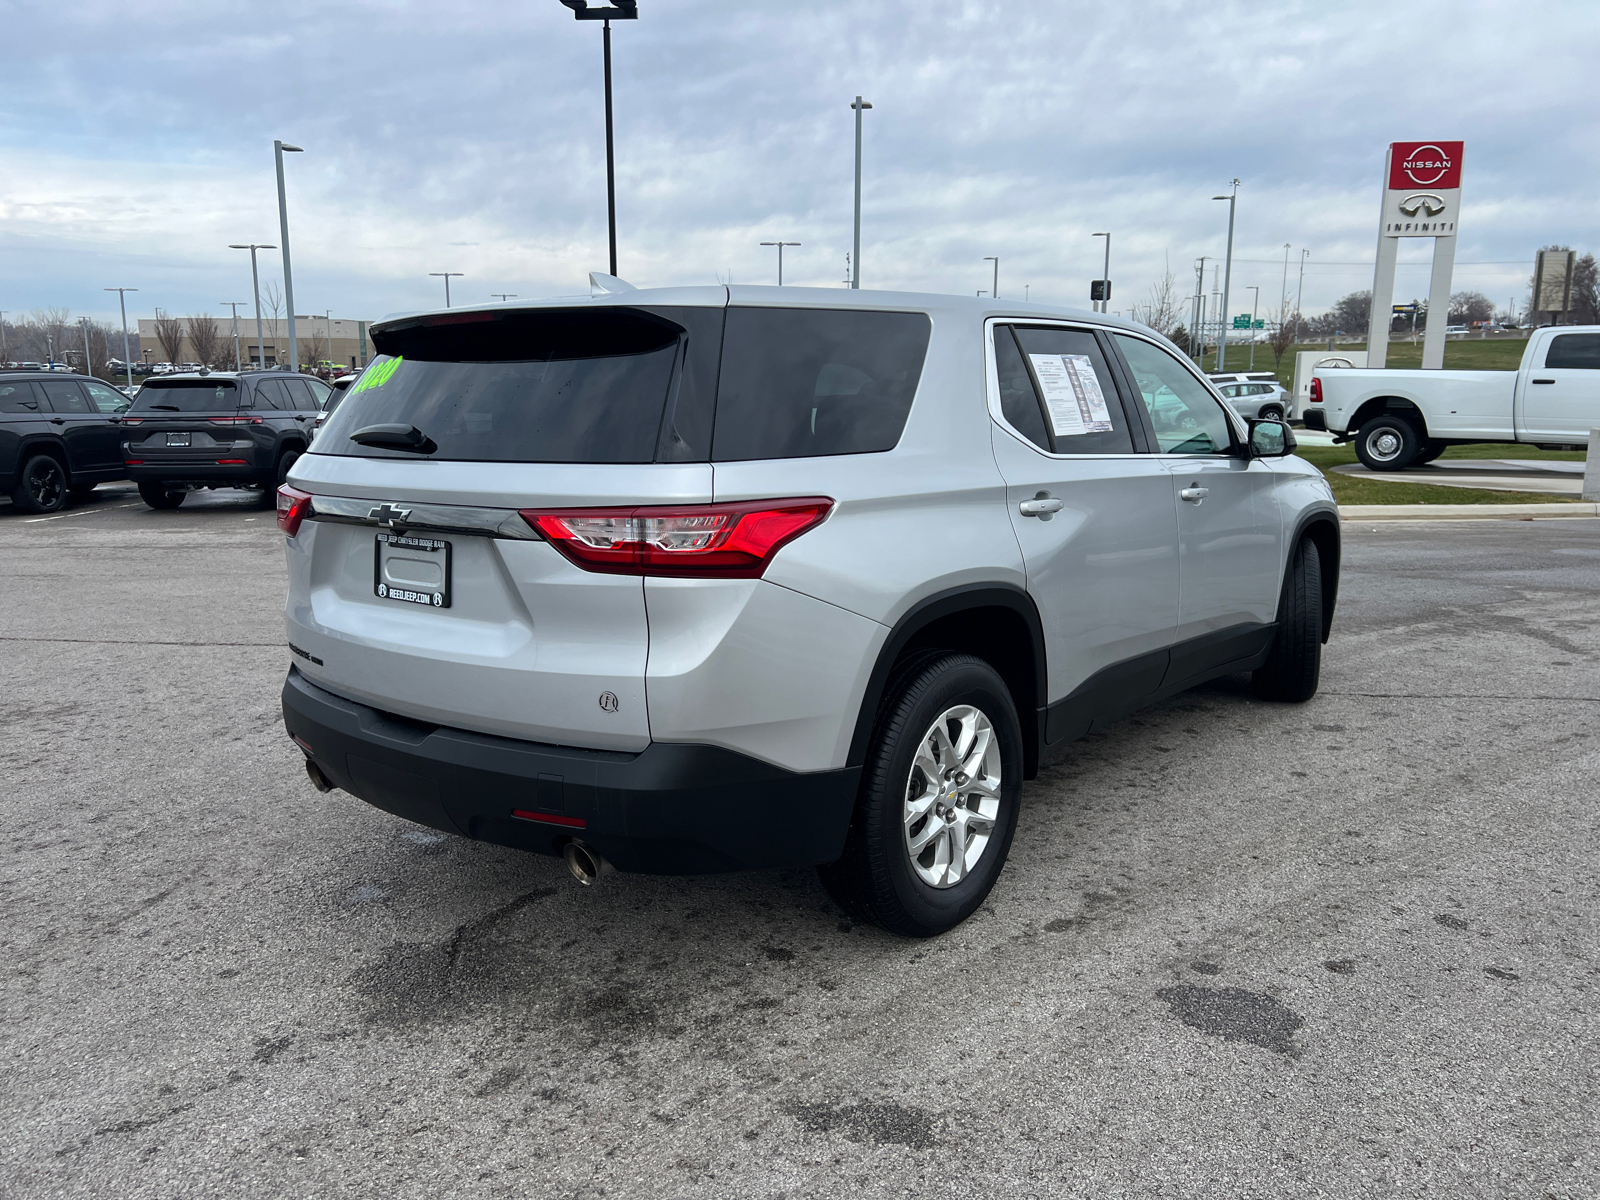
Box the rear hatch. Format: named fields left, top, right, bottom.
left=125, top=378, right=253, bottom=464
left=284, top=302, right=725, bottom=750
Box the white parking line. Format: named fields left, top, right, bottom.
left=24, top=502, right=144, bottom=523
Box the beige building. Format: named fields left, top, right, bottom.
left=137, top=315, right=377, bottom=372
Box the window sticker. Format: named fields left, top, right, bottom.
left=352, top=355, right=404, bottom=394
left=1028, top=353, right=1114, bottom=437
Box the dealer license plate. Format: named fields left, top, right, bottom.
left=166, top=432, right=190, bottom=446
left=374, top=533, right=451, bottom=608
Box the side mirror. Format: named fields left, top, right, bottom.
left=1247, top=418, right=1296, bottom=458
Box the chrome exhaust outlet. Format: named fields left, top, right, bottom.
left=305, top=758, right=336, bottom=794
left=563, top=840, right=612, bottom=886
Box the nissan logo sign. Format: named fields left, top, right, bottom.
left=1400, top=145, right=1452, bottom=185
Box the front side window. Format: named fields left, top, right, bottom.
left=1545, top=333, right=1600, bottom=370
left=1007, top=326, right=1134, bottom=454
left=711, top=307, right=931, bottom=461
left=82, top=380, right=129, bottom=412
left=1113, top=335, right=1234, bottom=454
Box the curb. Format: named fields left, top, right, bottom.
left=1340, top=502, right=1599, bottom=521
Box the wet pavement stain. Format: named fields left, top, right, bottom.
left=785, top=1100, right=938, bottom=1149
left=1324, top=960, right=1356, bottom=975
left=1190, top=960, right=1222, bottom=976
left=1485, top=966, right=1521, bottom=981
left=1156, top=983, right=1305, bottom=1057
left=1435, top=913, right=1469, bottom=931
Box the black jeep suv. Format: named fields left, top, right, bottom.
left=123, top=371, right=331, bottom=509
left=1, top=372, right=133, bottom=514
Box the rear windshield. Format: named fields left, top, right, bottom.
left=130, top=379, right=239, bottom=412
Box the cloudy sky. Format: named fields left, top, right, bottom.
left=4, top=0, right=1597, bottom=328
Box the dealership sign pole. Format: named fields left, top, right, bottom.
left=1366, top=141, right=1463, bottom=369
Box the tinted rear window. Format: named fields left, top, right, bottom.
left=130, top=379, right=239, bottom=412
left=711, top=308, right=931, bottom=461
left=318, top=308, right=718, bottom=464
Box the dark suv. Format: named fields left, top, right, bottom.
left=1, top=372, right=133, bottom=514
left=124, top=372, right=330, bottom=509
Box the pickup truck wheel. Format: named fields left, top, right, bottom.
left=1353, top=415, right=1422, bottom=471
left=817, top=653, right=1022, bottom=937
left=1253, top=537, right=1322, bottom=703
left=137, top=482, right=186, bottom=510
left=12, top=454, right=69, bottom=514
left=1416, top=440, right=1446, bottom=464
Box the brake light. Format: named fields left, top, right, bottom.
left=1309, top=378, right=1323, bottom=404
left=209, top=416, right=263, bottom=425
left=277, top=485, right=313, bottom=536
left=125, top=459, right=144, bottom=465
left=521, top=498, right=834, bottom=578
left=122, top=417, right=144, bottom=425
left=216, top=458, right=248, bottom=464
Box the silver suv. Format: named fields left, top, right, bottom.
left=278, top=283, right=1339, bottom=936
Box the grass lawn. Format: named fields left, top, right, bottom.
left=1295, top=441, right=1584, bottom=506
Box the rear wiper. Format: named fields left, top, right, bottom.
left=147, top=404, right=181, bottom=411
left=349, top=423, right=438, bottom=454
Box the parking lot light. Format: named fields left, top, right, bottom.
left=104, top=288, right=138, bottom=389
left=274, top=141, right=304, bottom=370
left=759, top=242, right=800, bottom=286
left=230, top=244, right=277, bottom=370
left=429, top=272, right=464, bottom=307
left=851, top=96, right=872, bottom=288
left=1213, top=181, right=1239, bottom=371
left=559, top=1, right=639, bottom=278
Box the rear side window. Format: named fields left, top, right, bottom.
left=711, top=308, right=931, bottom=461
left=130, top=380, right=239, bottom=412
left=1009, top=326, right=1134, bottom=455
left=0, top=382, right=43, bottom=413
left=993, top=327, right=1050, bottom=450
left=1545, top=333, right=1600, bottom=369
left=39, top=381, right=90, bottom=413
left=253, top=379, right=295, bottom=410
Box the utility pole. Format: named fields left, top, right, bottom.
left=104, top=288, right=138, bottom=389
left=1280, top=243, right=1291, bottom=325
left=1191, top=257, right=1208, bottom=363
left=80, top=318, right=93, bottom=378
left=984, top=256, right=999, bottom=301
left=429, top=272, right=464, bottom=306
left=1295, top=248, right=1309, bottom=342
left=221, top=302, right=247, bottom=372
left=850, top=96, right=872, bottom=288
left=1246, top=285, right=1260, bottom=369
left=760, top=242, right=801, bottom=285
left=1213, top=179, right=1239, bottom=371
left=274, top=140, right=304, bottom=370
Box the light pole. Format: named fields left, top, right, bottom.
left=324, top=309, right=334, bottom=370
left=230, top=244, right=276, bottom=370
left=221, top=302, right=247, bottom=372
left=1091, top=233, right=1111, bottom=312
left=760, top=242, right=800, bottom=285
left=79, top=318, right=93, bottom=378
left=1246, top=285, right=1260, bottom=369
left=1212, top=180, right=1239, bottom=371
left=104, top=288, right=138, bottom=389
left=983, top=256, right=999, bottom=301
left=851, top=96, right=872, bottom=288
left=274, top=141, right=304, bottom=370
left=1191, top=257, right=1208, bottom=364
left=560, top=1, right=638, bottom=278
left=429, top=272, right=464, bottom=306
left=1295, top=249, right=1309, bottom=342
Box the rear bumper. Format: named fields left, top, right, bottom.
left=1301, top=409, right=1327, bottom=431
left=126, top=460, right=271, bottom=486
left=280, top=667, right=860, bottom=875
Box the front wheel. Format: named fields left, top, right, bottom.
left=12, top=454, right=69, bottom=514
left=1253, top=537, right=1323, bottom=702
left=1259, top=405, right=1285, bottom=422
left=817, top=653, right=1023, bottom=937
left=138, top=482, right=186, bottom=510
left=1353, top=414, right=1422, bottom=471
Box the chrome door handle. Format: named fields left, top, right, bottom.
left=1180, top=486, right=1209, bottom=503
left=1018, top=494, right=1064, bottom=517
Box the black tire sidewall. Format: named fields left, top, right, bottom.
left=1355, top=415, right=1421, bottom=471
left=864, top=656, right=1023, bottom=935
left=15, top=455, right=68, bottom=514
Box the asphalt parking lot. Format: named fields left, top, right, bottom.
left=3, top=485, right=1597, bottom=1200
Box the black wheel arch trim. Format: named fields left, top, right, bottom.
left=846, top=583, right=1047, bottom=779
left=1288, top=504, right=1340, bottom=643
left=14, top=435, right=74, bottom=481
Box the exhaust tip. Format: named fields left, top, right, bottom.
left=305, top=758, right=336, bottom=794
left=563, top=840, right=610, bottom=886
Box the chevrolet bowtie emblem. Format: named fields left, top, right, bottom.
left=369, top=504, right=412, bottom=528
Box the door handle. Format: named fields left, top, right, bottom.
left=50, top=417, right=66, bottom=425
left=1531, top=378, right=1555, bottom=384
left=1018, top=493, right=1064, bottom=517
left=1180, top=486, right=1209, bottom=502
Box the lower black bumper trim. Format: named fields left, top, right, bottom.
left=280, top=667, right=859, bottom=875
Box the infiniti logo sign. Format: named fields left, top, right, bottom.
left=1397, top=193, right=1446, bottom=217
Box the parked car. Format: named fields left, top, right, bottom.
left=1, top=371, right=133, bottom=513
left=1307, top=325, right=1600, bottom=469
left=310, top=372, right=361, bottom=439
left=124, top=371, right=331, bottom=509
left=1207, top=372, right=1291, bottom=421
left=278, top=285, right=1340, bottom=936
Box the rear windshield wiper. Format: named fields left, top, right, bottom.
left=147, top=404, right=181, bottom=411
left=349, top=423, right=438, bottom=454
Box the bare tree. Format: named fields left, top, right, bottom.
left=261, top=280, right=284, bottom=324
left=1140, top=270, right=1183, bottom=340
left=187, top=314, right=224, bottom=369
left=1447, top=291, right=1495, bottom=328
left=1266, top=306, right=1300, bottom=370
left=31, top=306, right=72, bottom=364
left=153, top=310, right=186, bottom=366
left=299, top=323, right=327, bottom=371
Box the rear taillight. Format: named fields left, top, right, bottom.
left=209, top=416, right=263, bottom=425
left=122, top=417, right=144, bottom=425
left=1309, top=378, right=1323, bottom=403
left=277, top=485, right=313, bottom=536
left=521, top=498, right=833, bottom=578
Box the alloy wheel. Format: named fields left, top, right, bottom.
left=902, top=704, right=1002, bottom=888
left=27, top=459, right=66, bottom=509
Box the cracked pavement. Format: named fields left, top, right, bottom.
left=2, top=486, right=1597, bottom=1199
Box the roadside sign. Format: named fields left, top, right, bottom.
left=1090, top=280, right=1110, bottom=302
left=1232, top=314, right=1252, bottom=329
left=1392, top=303, right=1418, bottom=314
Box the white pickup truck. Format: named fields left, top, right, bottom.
left=1304, top=326, right=1600, bottom=470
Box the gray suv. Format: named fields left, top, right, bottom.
left=278, top=285, right=1340, bottom=936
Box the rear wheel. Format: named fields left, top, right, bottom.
left=1416, top=439, right=1447, bottom=464
left=259, top=449, right=301, bottom=507
left=138, top=481, right=186, bottom=510
left=1353, top=414, right=1422, bottom=471
left=1259, top=404, right=1284, bottom=421
left=1253, top=537, right=1323, bottom=702
left=12, top=454, right=68, bottom=514
left=818, top=653, right=1022, bottom=937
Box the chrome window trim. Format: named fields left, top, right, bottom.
left=308, top=494, right=542, bottom=540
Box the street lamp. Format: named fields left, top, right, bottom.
left=1295, top=249, right=1310, bottom=343
left=559, top=1, right=638, bottom=278
left=1245, top=285, right=1260, bottom=369
left=104, top=288, right=138, bottom=389
left=1191, top=256, right=1209, bottom=364
left=1091, top=233, right=1111, bottom=312
left=274, top=141, right=304, bottom=370
left=1212, top=180, right=1239, bottom=370
left=221, top=302, right=248, bottom=373
left=229, top=244, right=276, bottom=370
left=983, top=256, right=999, bottom=302
left=850, top=96, right=872, bottom=288
left=429, top=272, right=464, bottom=306
left=491, top=293, right=518, bottom=301
left=760, top=242, right=800, bottom=286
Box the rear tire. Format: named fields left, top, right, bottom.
left=12, top=454, right=68, bottom=514
left=138, top=481, right=186, bottom=510
left=1353, top=414, right=1422, bottom=471
left=817, top=653, right=1023, bottom=937
left=1253, top=537, right=1323, bottom=703
left=1259, top=405, right=1284, bottom=421
left=259, top=450, right=301, bottom=507
left=1416, top=439, right=1446, bottom=464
